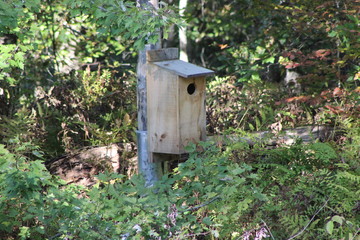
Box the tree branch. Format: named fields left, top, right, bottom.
left=180, top=196, right=221, bottom=212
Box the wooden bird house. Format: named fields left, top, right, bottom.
left=146, top=48, right=214, bottom=156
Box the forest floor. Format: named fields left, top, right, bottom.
left=46, top=125, right=336, bottom=187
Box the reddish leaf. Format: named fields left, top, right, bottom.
left=285, top=96, right=311, bottom=103
left=289, top=53, right=296, bottom=60
left=325, top=105, right=343, bottom=114
left=320, top=90, right=331, bottom=96
left=275, top=101, right=283, bottom=106
left=285, top=62, right=301, bottom=69
left=314, top=49, right=331, bottom=60
left=309, top=96, right=325, bottom=105
left=218, top=44, right=229, bottom=50
left=333, top=87, right=344, bottom=97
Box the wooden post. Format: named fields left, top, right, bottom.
left=136, top=0, right=162, bottom=186
left=137, top=45, right=155, bottom=132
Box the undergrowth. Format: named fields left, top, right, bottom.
left=0, top=135, right=359, bottom=239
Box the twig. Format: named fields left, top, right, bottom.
left=180, top=196, right=221, bottom=212
left=184, top=231, right=210, bottom=238
left=287, top=198, right=330, bottom=240
left=261, top=219, right=276, bottom=240
left=350, top=228, right=359, bottom=240
left=48, top=233, right=62, bottom=240
left=200, top=47, right=206, bottom=67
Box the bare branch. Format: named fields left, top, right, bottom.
left=350, top=228, right=360, bottom=240
left=261, top=219, right=276, bottom=240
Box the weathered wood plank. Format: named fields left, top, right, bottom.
left=147, top=63, right=181, bottom=154
left=137, top=45, right=159, bottom=131
left=153, top=60, right=214, bottom=78
left=179, top=77, right=207, bottom=147
left=147, top=48, right=179, bottom=62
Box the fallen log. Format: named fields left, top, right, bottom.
left=207, top=125, right=335, bottom=147
left=46, top=143, right=137, bottom=186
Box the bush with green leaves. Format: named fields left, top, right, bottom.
left=1, top=137, right=359, bottom=240
left=0, top=139, right=265, bottom=239
left=251, top=141, right=359, bottom=240
left=207, top=76, right=281, bottom=133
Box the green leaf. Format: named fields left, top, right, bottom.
left=9, top=59, right=17, bottom=67
left=328, top=31, right=337, bottom=37
left=15, top=52, right=25, bottom=62
left=184, top=143, right=196, bottom=153
left=36, top=226, right=45, bottom=234
left=331, top=215, right=343, bottom=225
left=19, top=226, right=30, bottom=240
left=202, top=217, right=212, bottom=225
left=206, top=192, right=217, bottom=198
left=0, top=61, right=9, bottom=68
left=326, top=221, right=334, bottom=235
left=263, top=56, right=275, bottom=63
left=231, top=166, right=245, bottom=175
left=247, top=173, right=258, bottom=179
left=7, top=77, right=17, bottom=86
left=251, top=72, right=261, bottom=81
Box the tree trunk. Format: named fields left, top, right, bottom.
left=179, top=0, right=188, bottom=61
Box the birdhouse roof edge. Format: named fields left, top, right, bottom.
left=152, top=60, right=214, bottom=78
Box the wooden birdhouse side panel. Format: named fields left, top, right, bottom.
left=179, top=77, right=207, bottom=151
left=147, top=64, right=181, bottom=154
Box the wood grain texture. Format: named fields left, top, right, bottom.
left=137, top=44, right=158, bottom=131
left=147, top=48, right=179, bottom=62
left=147, top=64, right=180, bottom=154
left=179, top=77, right=207, bottom=148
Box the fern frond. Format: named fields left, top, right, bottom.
left=329, top=183, right=352, bottom=195
left=337, top=171, right=360, bottom=184
left=279, top=212, right=308, bottom=236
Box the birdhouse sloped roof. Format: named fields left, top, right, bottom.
left=153, top=60, right=214, bottom=78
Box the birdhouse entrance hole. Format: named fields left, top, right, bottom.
left=187, top=83, right=196, bottom=95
